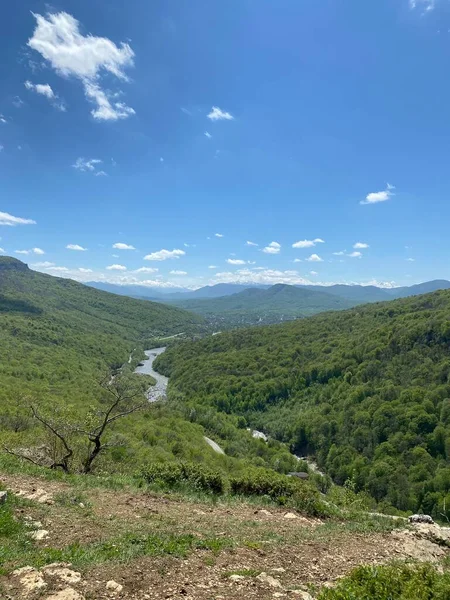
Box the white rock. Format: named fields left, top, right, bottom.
left=43, top=565, right=81, bottom=584
left=13, top=567, right=47, bottom=593
left=106, top=580, right=123, bottom=592
left=259, top=509, right=272, bottom=516
left=284, top=512, right=298, bottom=520
left=45, top=588, right=85, bottom=600
left=31, top=529, right=49, bottom=540
left=272, top=567, right=286, bottom=573
left=229, top=574, right=245, bottom=582
left=257, top=572, right=283, bottom=588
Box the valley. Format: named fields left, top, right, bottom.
left=2, top=257, right=450, bottom=598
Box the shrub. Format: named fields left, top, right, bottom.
left=142, top=462, right=225, bottom=494
left=318, top=563, right=450, bottom=599
left=230, top=468, right=300, bottom=501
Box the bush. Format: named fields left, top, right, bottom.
left=230, top=468, right=300, bottom=501
left=318, top=563, right=450, bottom=599
left=142, top=462, right=225, bottom=494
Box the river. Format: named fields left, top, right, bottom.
left=134, top=347, right=169, bottom=402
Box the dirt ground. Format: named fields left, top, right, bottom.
left=2, top=473, right=449, bottom=600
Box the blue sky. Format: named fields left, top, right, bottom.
left=1, top=0, right=449, bottom=290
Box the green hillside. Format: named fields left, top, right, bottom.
left=168, top=283, right=354, bottom=326
left=156, top=289, right=450, bottom=517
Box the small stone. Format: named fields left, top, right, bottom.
left=257, top=573, right=283, bottom=589
left=79, top=503, right=85, bottom=508
left=106, top=580, right=123, bottom=593
left=283, top=512, right=298, bottom=520
left=272, top=567, right=286, bottom=573
left=0, top=490, right=7, bottom=504
left=30, top=529, right=49, bottom=540
left=273, top=594, right=287, bottom=598
left=229, top=575, right=245, bottom=582
left=13, top=567, right=47, bottom=593
left=259, top=509, right=272, bottom=516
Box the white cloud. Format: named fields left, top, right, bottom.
left=246, top=240, right=258, bottom=246
left=78, top=267, right=93, bottom=273
left=410, top=0, right=435, bottom=11
left=292, top=238, right=325, bottom=248
left=310, top=271, right=318, bottom=276
left=333, top=251, right=345, bottom=256
left=353, top=242, right=369, bottom=249
left=227, top=259, right=246, bottom=265
left=47, top=266, right=69, bottom=272
left=134, top=267, right=159, bottom=273
left=215, top=233, right=224, bottom=238
left=95, top=170, right=107, bottom=177
left=208, top=265, right=217, bottom=269
left=0, top=211, right=36, bottom=226
left=24, top=80, right=66, bottom=111
left=214, top=268, right=313, bottom=286
left=347, top=251, right=362, bottom=258
left=204, top=131, right=212, bottom=139
left=106, top=264, right=127, bottom=271
left=170, top=270, right=188, bottom=275
left=113, top=242, right=135, bottom=250
left=72, top=157, right=103, bottom=173
left=262, top=241, right=281, bottom=254
left=12, top=96, right=24, bottom=108
left=207, top=106, right=234, bottom=121
left=28, top=12, right=135, bottom=121
left=31, top=261, right=54, bottom=268
left=144, top=248, right=185, bottom=261
left=25, top=80, right=55, bottom=99
left=361, top=183, right=395, bottom=205
left=15, top=248, right=44, bottom=255
left=0, top=115, right=6, bottom=124
left=293, top=258, right=302, bottom=263
left=66, top=244, right=87, bottom=251
left=0, top=247, right=5, bottom=253
left=306, top=254, right=323, bottom=262
left=406, top=258, right=415, bottom=262
left=160, top=157, right=164, bottom=162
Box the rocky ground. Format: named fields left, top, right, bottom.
left=1, top=473, right=450, bottom=600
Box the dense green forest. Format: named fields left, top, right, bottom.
left=167, top=283, right=354, bottom=327
left=156, top=289, right=450, bottom=518
left=0, top=257, right=302, bottom=477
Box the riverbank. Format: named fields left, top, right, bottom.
left=134, top=347, right=168, bottom=402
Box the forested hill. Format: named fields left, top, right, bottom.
left=167, top=283, right=354, bottom=326
left=0, top=256, right=203, bottom=398
left=156, top=289, right=450, bottom=517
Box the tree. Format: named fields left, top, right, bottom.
left=3, top=374, right=146, bottom=474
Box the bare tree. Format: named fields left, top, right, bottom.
left=3, top=374, right=146, bottom=474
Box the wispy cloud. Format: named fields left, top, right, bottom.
left=28, top=12, right=135, bottom=121
left=214, top=268, right=313, bottom=286
left=134, top=267, right=159, bottom=273
left=227, top=259, right=246, bottom=265
left=361, top=183, right=395, bottom=205
left=246, top=241, right=258, bottom=247
left=106, top=264, right=127, bottom=271
left=31, top=261, right=54, bottom=268
left=144, top=248, right=185, bottom=261
left=347, top=251, right=362, bottom=258
left=333, top=251, right=345, bottom=256
left=215, top=233, right=224, bottom=238
left=24, top=80, right=66, bottom=111
left=204, top=131, right=212, bottom=139
left=0, top=114, right=7, bottom=124
left=15, top=248, right=44, bottom=255
left=78, top=268, right=93, bottom=273
left=66, top=244, right=87, bottom=251
left=292, top=238, right=325, bottom=248
left=353, top=242, right=369, bottom=249
left=262, top=241, right=281, bottom=254
left=0, top=211, right=36, bottom=226
left=409, top=0, right=435, bottom=12
left=113, top=242, right=135, bottom=250
left=170, top=270, right=188, bottom=275
left=293, top=258, right=302, bottom=263
left=208, top=265, right=217, bottom=269
left=306, top=254, right=323, bottom=262
left=207, top=106, right=234, bottom=121
left=406, top=257, right=415, bottom=262
left=72, top=158, right=104, bottom=174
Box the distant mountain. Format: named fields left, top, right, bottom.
left=85, top=281, right=180, bottom=299
left=168, top=283, right=354, bottom=326
left=300, top=284, right=393, bottom=303
left=386, top=280, right=450, bottom=299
